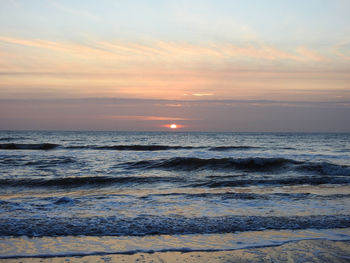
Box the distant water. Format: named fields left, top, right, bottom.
left=0, top=131, right=350, bottom=258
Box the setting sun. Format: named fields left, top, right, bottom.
left=170, top=124, right=177, bottom=129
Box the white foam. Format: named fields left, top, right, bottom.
left=0, top=228, right=350, bottom=259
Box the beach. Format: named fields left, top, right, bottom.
left=1, top=239, right=350, bottom=263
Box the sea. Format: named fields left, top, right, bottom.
left=0, top=131, right=350, bottom=259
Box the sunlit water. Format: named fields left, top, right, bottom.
left=0, top=131, right=349, bottom=258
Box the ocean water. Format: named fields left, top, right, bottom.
left=0, top=131, right=350, bottom=258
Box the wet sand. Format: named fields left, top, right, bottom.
left=1, top=239, right=349, bottom=263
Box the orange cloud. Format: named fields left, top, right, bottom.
left=296, top=47, right=328, bottom=62
left=332, top=42, right=350, bottom=60
left=103, top=115, right=196, bottom=121
left=192, top=93, right=214, bottom=96
left=0, top=36, right=332, bottom=64
left=0, top=36, right=115, bottom=58
left=1, top=35, right=348, bottom=101
left=152, top=103, right=184, bottom=107
left=216, top=44, right=301, bottom=61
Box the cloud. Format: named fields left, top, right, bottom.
left=103, top=115, right=196, bottom=121
left=1, top=36, right=347, bottom=101
left=97, top=41, right=164, bottom=58
left=2, top=97, right=348, bottom=107
left=0, top=36, right=115, bottom=58
left=215, top=44, right=301, bottom=61
left=153, top=103, right=184, bottom=107
left=165, top=104, right=183, bottom=107
left=2, top=97, right=349, bottom=132
left=296, top=47, right=328, bottom=62
left=333, top=42, right=350, bottom=60
left=192, top=93, right=214, bottom=96
left=0, top=36, right=333, bottom=64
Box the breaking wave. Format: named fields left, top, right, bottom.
left=0, top=137, right=29, bottom=141
left=2, top=174, right=349, bottom=189
left=125, top=157, right=299, bottom=171
left=123, top=157, right=350, bottom=176
left=1, top=143, right=267, bottom=151
left=1, top=215, right=349, bottom=237
left=188, top=176, right=350, bottom=188
left=0, top=143, right=59, bottom=150
left=71, top=145, right=198, bottom=151
left=142, top=192, right=350, bottom=200
left=209, top=146, right=260, bottom=151
left=0, top=176, right=181, bottom=187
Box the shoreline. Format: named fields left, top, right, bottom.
left=1, top=239, right=350, bottom=263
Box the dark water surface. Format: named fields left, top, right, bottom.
left=0, top=131, right=349, bottom=258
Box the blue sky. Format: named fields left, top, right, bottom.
left=1, top=0, right=349, bottom=43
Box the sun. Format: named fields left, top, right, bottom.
left=163, top=123, right=182, bottom=129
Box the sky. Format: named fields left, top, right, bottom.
left=0, top=0, right=350, bottom=131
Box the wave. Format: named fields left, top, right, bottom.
left=90, top=145, right=197, bottom=151
left=142, top=192, right=350, bottom=200
left=71, top=145, right=259, bottom=151
left=54, top=197, right=74, bottom=204
left=1, top=215, right=349, bottom=237
left=0, top=143, right=266, bottom=152
left=188, top=176, right=350, bottom=188
left=123, top=157, right=350, bottom=176
left=0, top=137, right=29, bottom=141
left=0, top=176, right=181, bottom=187
left=0, top=156, right=76, bottom=168
left=122, top=157, right=301, bottom=170
left=0, top=144, right=199, bottom=151
left=124, top=157, right=300, bottom=171
left=1, top=232, right=350, bottom=259
left=209, top=146, right=260, bottom=151
left=0, top=143, right=59, bottom=150
left=0, top=143, right=198, bottom=151
left=24, top=157, right=76, bottom=166
left=1, top=175, right=348, bottom=189
left=297, top=162, right=350, bottom=176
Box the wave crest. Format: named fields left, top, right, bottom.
left=209, top=146, right=260, bottom=151
left=0, top=176, right=180, bottom=187
left=126, top=157, right=301, bottom=171
left=1, top=215, right=349, bottom=237
left=123, top=157, right=350, bottom=176
left=0, top=143, right=59, bottom=150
